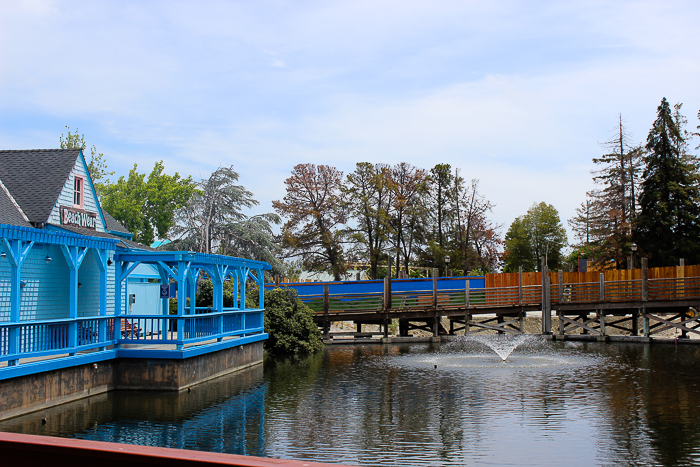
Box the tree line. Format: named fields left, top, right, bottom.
left=272, top=162, right=501, bottom=280
left=516, top=98, right=700, bottom=272
left=64, top=129, right=501, bottom=280
left=63, top=96, right=700, bottom=279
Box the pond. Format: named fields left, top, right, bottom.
left=2, top=339, right=700, bottom=467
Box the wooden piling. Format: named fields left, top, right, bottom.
left=518, top=266, right=523, bottom=306
left=432, top=268, right=438, bottom=310
left=432, top=269, right=438, bottom=337
left=541, top=261, right=551, bottom=334
left=383, top=276, right=391, bottom=311
left=322, top=285, right=330, bottom=339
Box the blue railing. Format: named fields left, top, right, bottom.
left=0, top=308, right=265, bottom=373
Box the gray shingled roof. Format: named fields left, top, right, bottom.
left=0, top=149, right=82, bottom=224
left=0, top=180, right=32, bottom=228
left=52, top=224, right=156, bottom=251
left=102, top=209, right=131, bottom=234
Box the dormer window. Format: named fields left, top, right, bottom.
left=73, top=175, right=84, bottom=208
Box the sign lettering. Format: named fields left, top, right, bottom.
left=61, top=206, right=97, bottom=230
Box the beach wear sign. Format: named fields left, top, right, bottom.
left=61, top=206, right=97, bottom=230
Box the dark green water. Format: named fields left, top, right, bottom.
left=2, top=340, right=700, bottom=466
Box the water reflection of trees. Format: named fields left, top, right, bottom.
left=593, top=343, right=700, bottom=466
left=6, top=342, right=700, bottom=466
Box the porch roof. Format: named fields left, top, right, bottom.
left=0, top=223, right=119, bottom=250
left=115, top=250, right=271, bottom=270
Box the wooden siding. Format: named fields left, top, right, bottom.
left=47, top=154, right=106, bottom=232
left=486, top=265, right=700, bottom=288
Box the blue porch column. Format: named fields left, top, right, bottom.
left=176, top=260, right=188, bottom=350
left=61, top=245, right=88, bottom=355
left=208, top=264, right=226, bottom=341
left=188, top=268, right=199, bottom=315
left=0, top=238, right=34, bottom=366
left=115, top=259, right=141, bottom=346
left=257, top=268, right=265, bottom=310
left=157, top=266, right=170, bottom=342
left=94, top=249, right=108, bottom=351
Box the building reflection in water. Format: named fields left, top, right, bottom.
left=0, top=364, right=267, bottom=458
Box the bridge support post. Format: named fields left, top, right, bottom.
left=519, top=311, right=524, bottom=333
left=432, top=268, right=438, bottom=309
left=632, top=309, right=639, bottom=336
left=383, top=276, right=391, bottom=338
left=323, top=285, right=330, bottom=339
left=642, top=258, right=649, bottom=337
left=541, top=262, right=551, bottom=334
left=518, top=266, right=523, bottom=306
left=384, top=276, right=391, bottom=311
left=599, top=274, right=605, bottom=335
left=432, top=269, right=439, bottom=337
left=464, top=280, right=470, bottom=335
left=643, top=308, right=650, bottom=337
left=399, top=320, right=408, bottom=336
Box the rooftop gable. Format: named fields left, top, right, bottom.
left=0, top=149, right=82, bottom=224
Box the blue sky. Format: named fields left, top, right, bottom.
left=1, top=1, right=699, bottom=242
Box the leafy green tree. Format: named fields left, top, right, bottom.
left=635, top=99, right=700, bottom=266
left=264, top=288, right=323, bottom=356
left=60, top=126, right=114, bottom=196
left=101, top=162, right=196, bottom=245
left=342, top=162, right=393, bottom=279
left=273, top=164, right=347, bottom=281
left=503, top=202, right=567, bottom=272
left=390, top=162, right=429, bottom=275
left=503, top=217, right=535, bottom=272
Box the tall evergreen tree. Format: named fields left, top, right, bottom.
left=635, top=98, right=700, bottom=266
left=569, top=117, right=644, bottom=269
left=428, top=164, right=454, bottom=250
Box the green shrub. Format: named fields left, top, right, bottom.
left=264, top=288, right=323, bottom=356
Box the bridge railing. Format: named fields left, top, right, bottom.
left=290, top=269, right=700, bottom=318
left=649, top=276, right=700, bottom=301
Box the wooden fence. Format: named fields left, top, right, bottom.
left=486, top=265, right=700, bottom=288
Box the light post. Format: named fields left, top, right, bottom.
left=445, top=255, right=451, bottom=277
left=631, top=243, right=637, bottom=269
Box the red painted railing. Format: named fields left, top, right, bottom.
left=0, top=432, right=353, bottom=467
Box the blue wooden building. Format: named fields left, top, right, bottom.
left=0, top=150, right=269, bottom=418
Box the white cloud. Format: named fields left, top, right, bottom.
left=1, top=0, right=699, bottom=243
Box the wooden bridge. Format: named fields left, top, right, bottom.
left=270, top=259, right=700, bottom=340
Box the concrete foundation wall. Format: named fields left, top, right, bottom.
left=114, top=340, right=264, bottom=390
left=0, top=341, right=263, bottom=421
